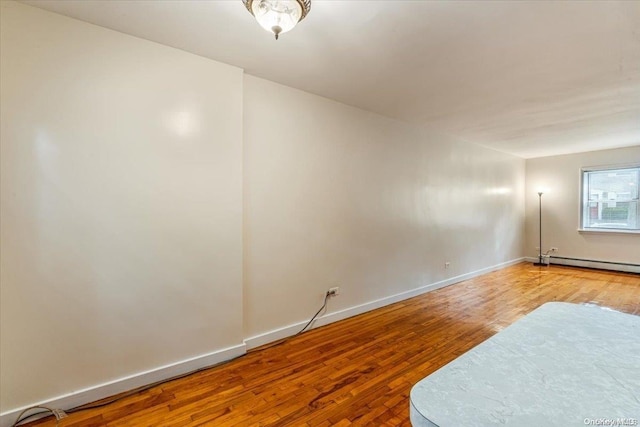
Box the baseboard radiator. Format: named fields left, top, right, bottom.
left=549, top=256, right=640, bottom=274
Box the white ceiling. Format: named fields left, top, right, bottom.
left=22, top=0, right=640, bottom=158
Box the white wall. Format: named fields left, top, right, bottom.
left=525, top=146, right=640, bottom=265
left=243, top=75, right=525, bottom=340
left=1, top=1, right=243, bottom=414
left=1, top=1, right=527, bottom=420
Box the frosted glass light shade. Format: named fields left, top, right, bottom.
left=243, top=0, right=310, bottom=39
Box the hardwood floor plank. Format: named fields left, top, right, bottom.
left=22, top=263, right=640, bottom=427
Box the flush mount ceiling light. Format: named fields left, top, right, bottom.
left=242, top=0, right=311, bottom=40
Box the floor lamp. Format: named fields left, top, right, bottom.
left=533, top=191, right=546, bottom=266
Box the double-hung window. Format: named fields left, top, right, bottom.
left=581, top=165, right=640, bottom=232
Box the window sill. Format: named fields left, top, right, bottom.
left=578, top=228, right=640, bottom=235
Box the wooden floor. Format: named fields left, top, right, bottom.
left=25, top=263, right=640, bottom=427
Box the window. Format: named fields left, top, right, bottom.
left=581, top=165, right=640, bottom=232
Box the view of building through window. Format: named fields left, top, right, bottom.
left=582, top=166, right=640, bottom=231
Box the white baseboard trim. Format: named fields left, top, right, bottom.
left=0, top=343, right=246, bottom=427
left=525, top=256, right=640, bottom=274
left=244, top=257, right=525, bottom=350
left=1, top=258, right=528, bottom=426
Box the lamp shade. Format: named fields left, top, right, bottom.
left=243, top=0, right=311, bottom=39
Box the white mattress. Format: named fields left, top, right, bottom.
left=410, top=302, right=640, bottom=426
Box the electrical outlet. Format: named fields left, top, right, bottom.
left=52, top=409, right=68, bottom=420
left=328, top=287, right=340, bottom=296
left=445, top=262, right=451, bottom=269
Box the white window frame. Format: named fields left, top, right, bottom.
left=579, top=163, right=640, bottom=234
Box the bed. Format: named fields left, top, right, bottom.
left=409, top=302, right=640, bottom=426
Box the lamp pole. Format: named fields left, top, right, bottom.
left=533, top=191, right=545, bottom=266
